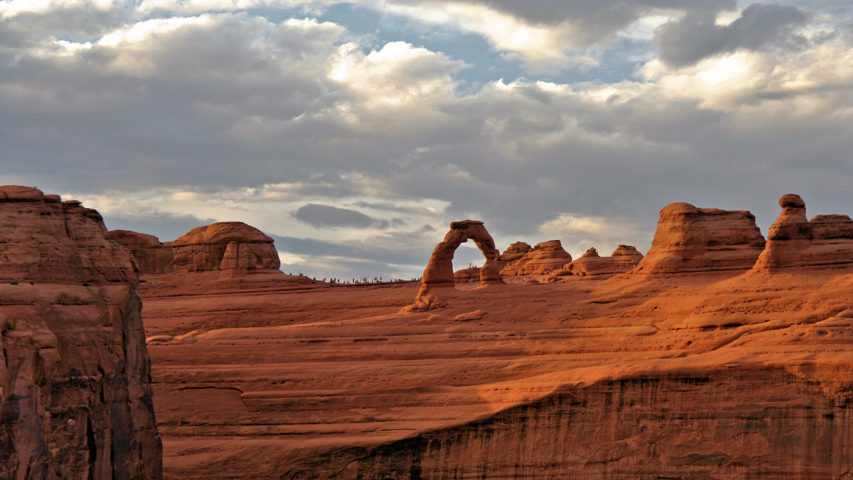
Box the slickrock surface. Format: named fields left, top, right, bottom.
left=140, top=258, right=853, bottom=478
left=108, top=222, right=281, bottom=279
left=500, top=240, right=572, bottom=276
left=0, top=186, right=161, bottom=479
left=754, top=194, right=853, bottom=270
left=632, top=203, right=766, bottom=274
left=453, top=267, right=481, bottom=284
left=560, top=245, right=644, bottom=277
left=404, top=221, right=501, bottom=312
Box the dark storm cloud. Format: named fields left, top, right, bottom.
left=657, top=3, right=810, bottom=67
left=292, top=203, right=390, bottom=229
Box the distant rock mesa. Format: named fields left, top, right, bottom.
left=108, top=222, right=281, bottom=279
left=633, top=203, right=765, bottom=274
left=560, top=245, right=644, bottom=277
left=0, top=186, right=161, bottom=479
left=500, top=240, right=572, bottom=276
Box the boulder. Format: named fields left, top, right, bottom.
left=565, top=245, right=644, bottom=277
left=108, top=222, right=281, bottom=279
left=754, top=194, right=853, bottom=270
left=0, top=186, right=161, bottom=479
left=632, top=203, right=765, bottom=274
left=501, top=240, right=572, bottom=276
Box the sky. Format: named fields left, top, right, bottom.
left=1, top=0, right=852, bottom=280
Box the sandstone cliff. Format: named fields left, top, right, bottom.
left=754, top=194, right=853, bottom=270
left=632, top=203, right=765, bottom=274
left=0, top=186, right=161, bottom=479
left=108, top=222, right=281, bottom=278
left=500, top=240, right=572, bottom=276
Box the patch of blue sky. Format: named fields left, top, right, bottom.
left=247, top=3, right=654, bottom=89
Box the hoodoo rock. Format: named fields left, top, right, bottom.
left=0, top=186, right=161, bottom=479
left=754, top=194, right=853, bottom=270
left=403, top=221, right=501, bottom=312
left=563, top=245, right=644, bottom=277
left=500, top=240, right=572, bottom=276
left=108, top=222, right=281, bottom=279
left=632, top=203, right=765, bottom=274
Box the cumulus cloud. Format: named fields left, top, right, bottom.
left=3, top=0, right=853, bottom=280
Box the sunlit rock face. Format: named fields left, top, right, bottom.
left=754, top=194, right=853, bottom=270
left=0, top=186, right=161, bottom=479
left=500, top=240, right=573, bottom=276
left=632, top=203, right=766, bottom=274
left=349, top=368, right=853, bottom=479
left=108, top=221, right=281, bottom=279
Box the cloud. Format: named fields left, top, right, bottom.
left=292, top=203, right=389, bottom=229
left=656, top=3, right=810, bottom=67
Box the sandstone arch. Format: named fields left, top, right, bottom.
left=421, top=220, right=502, bottom=285
left=402, top=220, right=501, bottom=313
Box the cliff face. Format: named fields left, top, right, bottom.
left=350, top=368, right=852, bottom=479
left=0, top=186, right=161, bottom=479
left=633, top=203, right=766, bottom=274
left=108, top=222, right=281, bottom=278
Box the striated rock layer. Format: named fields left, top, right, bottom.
left=633, top=203, right=765, bottom=274
left=353, top=368, right=853, bottom=479
left=108, top=222, right=281, bottom=279
left=500, top=240, right=572, bottom=276
left=0, top=186, right=161, bottom=479
left=754, top=194, right=853, bottom=270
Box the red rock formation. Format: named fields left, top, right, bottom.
left=108, top=222, right=281, bottom=279
left=496, top=241, right=532, bottom=269
left=754, top=194, right=853, bottom=270
left=563, top=245, right=644, bottom=277
left=453, top=267, right=481, bottom=284
left=500, top=240, right=572, bottom=276
left=0, top=186, right=161, bottom=479
left=404, top=220, right=501, bottom=312
left=632, top=203, right=765, bottom=274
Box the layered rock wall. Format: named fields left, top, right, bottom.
left=0, top=186, right=161, bottom=479
left=351, top=368, right=853, bottom=479
left=108, top=222, right=281, bottom=278
left=633, top=203, right=765, bottom=274
left=754, top=194, right=853, bottom=270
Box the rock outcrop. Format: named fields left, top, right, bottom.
left=632, top=203, right=765, bottom=274
left=496, top=242, right=532, bottom=270
left=500, top=240, right=572, bottom=276
left=562, top=245, right=644, bottom=277
left=0, top=186, right=161, bottom=479
left=403, top=221, right=501, bottom=312
left=754, top=194, right=853, bottom=270
left=108, top=222, right=281, bottom=278
left=453, top=267, right=481, bottom=284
